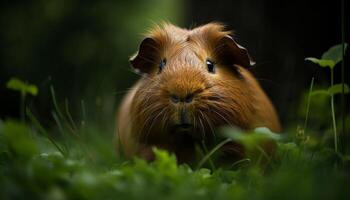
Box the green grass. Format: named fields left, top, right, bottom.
left=1, top=108, right=350, bottom=200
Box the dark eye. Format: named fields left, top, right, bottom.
left=206, top=59, right=215, bottom=73
left=159, top=58, right=166, bottom=73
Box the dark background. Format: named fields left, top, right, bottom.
left=0, top=0, right=348, bottom=129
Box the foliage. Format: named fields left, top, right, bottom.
left=311, top=84, right=350, bottom=96
left=305, top=43, right=348, bottom=68
left=0, top=0, right=184, bottom=127
left=1, top=119, right=350, bottom=200
left=6, top=78, right=38, bottom=96
left=6, top=78, right=39, bottom=122
left=305, top=43, right=348, bottom=153
left=305, top=43, right=348, bottom=97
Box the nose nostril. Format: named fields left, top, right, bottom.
left=170, top=94, right=180, bottom=103
left=170, top=93, right=194, bottom=103
left=185, top=94, right=193, bottom=103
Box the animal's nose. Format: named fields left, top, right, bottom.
left=170, top=93, right=194, bottom=103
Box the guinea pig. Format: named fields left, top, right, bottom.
left=116, top=22, right=281, bottom=164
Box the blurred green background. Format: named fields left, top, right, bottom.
left=0, top=0, right=184, bottom=129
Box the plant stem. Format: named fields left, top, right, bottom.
left=330, top=68, right=337, bottom=153
left=201, top=140, right=216, bottom=171
left=341, top=0, right=345, bottom=153
left=303, top=77, right=314, bottom=133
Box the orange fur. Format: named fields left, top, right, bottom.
left=117, top=22, right=281, bottom=164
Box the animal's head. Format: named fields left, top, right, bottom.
left=130, top=22, right=256, bottom=143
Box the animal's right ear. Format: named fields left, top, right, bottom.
left=129, top=37, right=160, bottom=74
left=216, top=35, right=255, bottom=68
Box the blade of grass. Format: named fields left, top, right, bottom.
left=303, top=77, right=314, bottom=134
left=196, top=138, right=231, bottom=170
left=255, top=145, right=276, bottom=170
left=65, top=99, right=78, bottom=134
left=230, top=158, right=251, bottom=169
left=341, top=0, right=346, bottom=153
left=201, top=140, right=216, bottom=171
left=50, top=85, right=78, bottom=137
left=52, top=111, right=65, bottom=137
left=330, top=68, right=338, bottom=153
left=26, top=108, right=67, bottom=156
left=50, top=85, right=65, bottom=120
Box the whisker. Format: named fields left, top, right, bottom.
left=202, top=111, right=217, bottom=139
left=160, top=109, right=169, bottom=134
left=135, top=105, right=163, bottom=139
left=144, top=107, right=168, bottom=144
left=211, top=109, right=235, bottom=128
left=198, top=117, right=206, bottom=141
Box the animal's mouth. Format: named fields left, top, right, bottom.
left=170, top=123, right=193, bottom=133
left=169, top=123, right=197, bottom=144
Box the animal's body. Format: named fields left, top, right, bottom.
left=116, top=22, right=281, bottom=163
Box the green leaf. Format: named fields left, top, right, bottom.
left=305, top=43, right=347, bottom=69
left=322, top=43, right=348, bottom=65
left=152, top=147, right=178, bottom=174
left=311, top=89, right=330, bottom=96
left=6, top=78, right=38, bottom=96
left=27, top=85, right=39, bottom=96
left=254, top=127, right=282, bottom=140
left=305, top=57, right=335, bottom=68
left=1, top=120, right=38, bottom=159
left=7, top=78, right=25, bottom=91
left=328, top=83, right=350, bottom=95
left=311, top=84, right=350, bottom=97
left=221, top=127, right=281, bottom=150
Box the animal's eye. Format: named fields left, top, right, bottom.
left=206, top=59, right=215, bottom=73
left=159, top=58, right=166, bottom=73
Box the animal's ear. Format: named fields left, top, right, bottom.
left=216, top=35, right=255, bottom=68
left=130, top=37, right=160, bottom=74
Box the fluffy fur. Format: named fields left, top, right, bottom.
left=117, top=22, right=281, bottom=163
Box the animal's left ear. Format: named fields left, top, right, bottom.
left=129, top=37, right=160, bottom=74
left=216, top=35, right=255, bottom=67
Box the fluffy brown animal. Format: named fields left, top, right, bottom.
left=116, top=22, right=281, bottom=164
